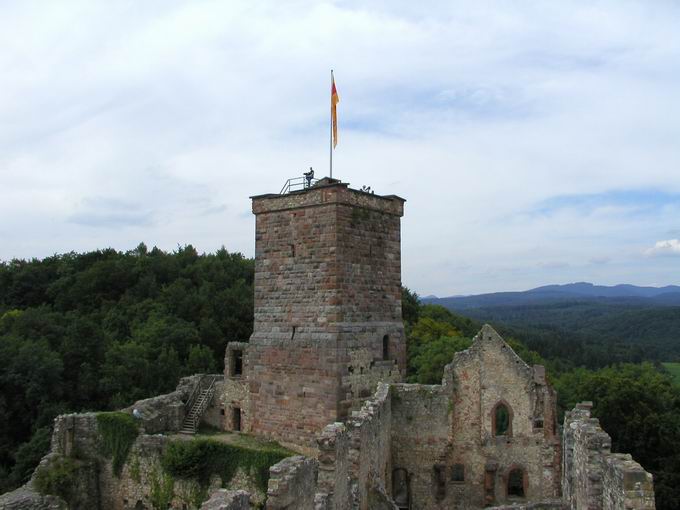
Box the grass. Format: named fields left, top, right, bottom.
left=662, top=362, right=680, bottom=386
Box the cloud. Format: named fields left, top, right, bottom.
left=1, top=1, right=680, bottom=294
left=645, top=239, right=680, bottom=257
left=68, top=198, right=153, bottom=228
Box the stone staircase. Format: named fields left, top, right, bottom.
left=180, top=375, right=219, bottom=435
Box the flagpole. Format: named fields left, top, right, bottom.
left=330, top=69, right=333, bottom=179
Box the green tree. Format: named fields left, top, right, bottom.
left=186, top=345, right=217, bottom=374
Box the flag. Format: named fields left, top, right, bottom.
left=331, top=73, right=339, bottom=148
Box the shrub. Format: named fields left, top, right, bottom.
left=34, top=456, right=80, bottom=500
left=161, top=438, right=290, bottom=492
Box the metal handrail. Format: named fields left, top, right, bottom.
left=280, top=176, right=319, bottom=195
left=184, top=374, right=205, bottom=413
left=183, top=375, right=222, bottom=430
left=196, top=378, right=217, bottom=418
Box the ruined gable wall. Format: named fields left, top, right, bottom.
left=448, top=328, right=560, bottom=507
left=388, top=326, right=560, bottom=509
left=562, top=403, right=655, bottom=510
left=468, top=329, right=561, bottom=505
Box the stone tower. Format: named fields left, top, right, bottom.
left=246, top=177, right=406, bottom=445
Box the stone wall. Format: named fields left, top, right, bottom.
left=266, top=456, right=318, bottom=510
left=390, top=384, right=450, bottom=509
left=315, top=423, right=351, bottom=510
left=262, top=382, right=395, bottom=510
left=219, top=342, right=251, bottom=433
left=346, top=383, right=393, bottom=509
left=124, top=374, right=201, bottom=434
left=0, top=484, right=66, bottom=510
left=31, top=412, right=270, bottom=510
left=200, top=490, right=251, bottom=510
left=562, top=402, right=655, bottom=510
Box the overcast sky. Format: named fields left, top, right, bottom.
left=1, top=1, right=679, bottom=295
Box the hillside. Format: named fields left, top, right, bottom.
left=427, top=282, right=680, bottom=309
left=425, top=283, right=680, bottom=366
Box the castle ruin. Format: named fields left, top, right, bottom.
left=0, top=178, right=655, bottom=510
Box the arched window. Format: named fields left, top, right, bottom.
left=382, top=335, right=390, bottom=360
left=492, top=401, right=513, bottom=436
left=507, top=467, right=525, bottom=498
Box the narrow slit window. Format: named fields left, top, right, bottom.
left=434, top=464, right=446, bottom=500
left=232, top=350, right=243, bottom=377
left=382, top=335, right=390, bottom=360
left=233, top=407, right=242, bottom=432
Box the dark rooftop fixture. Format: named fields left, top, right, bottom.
left=280, top=168, right=319, bottom=194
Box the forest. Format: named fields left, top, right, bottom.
left=1, top=247, right=679, bottom=509
left=426, top=293, right=680, bottom=368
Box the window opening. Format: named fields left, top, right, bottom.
left=451, top=463, right=465, bottom=482
left=382, top=335, right=390, bottom=360
left=494, top=403, right=510, bottom=436
left=507, top=468, right=525, bottom=497
left=233, top=407, right=242, bottom=432
left=232, top=350, right=243, bottom=377
left=392, top=468, right=410, bottom=509
left=434, top=464, right=446, bottom=501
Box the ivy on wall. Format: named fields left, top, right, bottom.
left=96, top=412, right=139, bottom=475
left=161, top=438, right=290, bottom=493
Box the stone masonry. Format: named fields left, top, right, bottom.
left=242, top=178, right=406, bottom=446
left=562, top=403, right=655, bottom=509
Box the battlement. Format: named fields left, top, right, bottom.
left=251, top=178, right=405, bottom=216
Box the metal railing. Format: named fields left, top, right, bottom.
left=280, top=175, right=319, bottom=195
left=184, top=374, right=222, bottom=413
left=182, top=374, right=222, bottom=434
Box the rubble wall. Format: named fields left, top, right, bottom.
left=266, top=456, right=318, bottom=510
left=562, top=403, right=655, bottom=510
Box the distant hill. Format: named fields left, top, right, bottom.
left=424, top=282, right=680, bottom=309
left=423, top=283, right=680, bottom=367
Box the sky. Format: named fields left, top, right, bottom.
left=1, top=1, right=679, bottom=296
